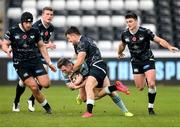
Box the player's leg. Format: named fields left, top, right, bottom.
left=76, top=87, right=86, bottom=104
left=99, top=76, right=133, bottom=116
left=13, top=79, right=26, bottom=112
left=28, top=64, right=48, bottom=111
left=82, top=76, right=97, bottom=117
left=24, top=75, right=52, bottom=114
left=35, top=74, right=52, bottom=113
left=145, top=69, right=156, bottom=115
left=110, top=92, right=133, bottom=117
left=133, top=74, right=146, bottom=90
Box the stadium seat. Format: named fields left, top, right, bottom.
left=97, top=41, right=112, bottom=50
left=95, top=0, right=111, bottom=15
left=22, top=8, right=37, bottom=19
left=81, top=16, right=96, bottom=27
left=124, top=0, right=139, bottom=10
left=52, top=16, right=66, bottom=27
left=112, top=41, right=120, bottom=51
left=52, top=0, right=65, bottom=10
left=139, top=0, right=154, bottom=10
left=54, top=27, right=66, bottom=40
left=98, top=27, right=113, bottom=41
left=53, top=41, right=67, bottom=50
left=66, top=16, right=81, bottom=26
left=96, top=16, right=111, bottom=27
left=141, top=24, right=156, bottom=33
left=110, top=0, right=124, bottom=10
left=36, top=0, right=51, bottom=10
left=66, top=0, right=80, bottom=10
left=83, top=27, right=98, bottom=41
left=80, top=0, right=96, bottom=15
left=7, top=8, right=22, bottom=19
left=22, top=0, right=36, bottom=8
left=111, top=16, right=126, bottom=27
left=9, top=0, right=22, bottom=7
left=113, top=27, right=124, bottom=41
left=81, top=0, right=95, bottom=10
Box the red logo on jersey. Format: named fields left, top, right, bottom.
left=44, top=31, right=48, bottom=36
left=22, top=35, right=27, bottom=40
left=132, top=36, right=137, bottom=42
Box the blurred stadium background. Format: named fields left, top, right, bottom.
left=0, top=0, right=179, bottom=85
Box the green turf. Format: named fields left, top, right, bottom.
left=0, top=85, right=180, bottom=127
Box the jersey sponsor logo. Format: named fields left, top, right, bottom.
left=23, top=72, right=29, bottom=77
left=125, top=37, right=130, bottom=42
left=15, top=35, right=20, bottom=39
left=30, top=35, right=35, bottom=39
left=35, top=69, right=44, bottom=73
left=139, top=35, right=144, bottom=41
left=134, top=68, right=139, bottom=73
left=143, top=64, right=150, bottom=70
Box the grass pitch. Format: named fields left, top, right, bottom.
left=0, top=84, right=180, bottom=127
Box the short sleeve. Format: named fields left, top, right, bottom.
left=34, top=29, right=42, bottom=43
left=78, top=41, right=88, bottom=53
left=146, top=29, right=155, bottom=41
left=4, top=29, right=12, bottom=41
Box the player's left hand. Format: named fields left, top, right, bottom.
left=168, top=46, right=179, bottom=52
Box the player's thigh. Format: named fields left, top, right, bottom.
left=86, top=76, right=98, bottom=90
left=102, top=76, right=111, bottom=88
left=36, top=74, right=50, bottom=88
left=145, top=69, right=156, bottom=87
left=133, top=74, right=146, bottom=90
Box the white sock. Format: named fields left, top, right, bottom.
left=41, top=99, right=47, bottom=106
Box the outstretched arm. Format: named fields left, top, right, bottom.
left=154, top=36, right=179, bottom=52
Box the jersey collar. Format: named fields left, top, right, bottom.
left=129, top=26, right=139, bottom=35
left=19, top=23, right=25, bottom=32
left=41, top=19, right=49, bottom=29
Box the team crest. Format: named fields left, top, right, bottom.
left=22, top=35, right=27, bottom=40
left=44, top=31, right=48, bottom=36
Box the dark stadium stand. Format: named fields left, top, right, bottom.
left=6, top=0, right=179, bottom=51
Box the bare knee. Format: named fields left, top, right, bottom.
left=136, top=86, right=144, bottom=91
left=39, top=80, right=50, bottom=88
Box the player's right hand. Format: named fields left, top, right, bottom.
left=118, top=53, right=125, bottom=59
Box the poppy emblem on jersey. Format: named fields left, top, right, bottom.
left=132, top=36, right=137, bottom=42
left=44, top=31, right=48, bottom=36
left=22, top=35, right=27, bottom=40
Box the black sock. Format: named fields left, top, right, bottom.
left=148, top=92, right=156, bottom=105
left=14, top=83, right=26, bottom=104
left=108, top=86, right=117, bottom=93
left=29, top=84, right=42, bottom=103
left=87, top=104, right=93, bottom=113
left=43, top=103, right=51, bottom=111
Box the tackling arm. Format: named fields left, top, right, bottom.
left=73, top=52, right=86, bottom=72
